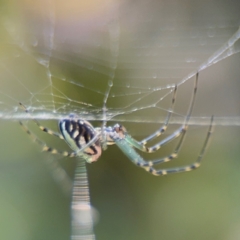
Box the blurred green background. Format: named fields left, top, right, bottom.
left=0, top=0, right=240, bottom=240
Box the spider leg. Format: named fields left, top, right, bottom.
left=141, top=84, right=177, bottom=144
left=121, top=84, right=177, bottom=152
left=19, top=102, right=64, bottom=140
left=113, top=115, right=214, bottom=176
left=123, top=72, right=199, bottom=153
left=19, top=121, right=77, bottom=157
left=19, top=121, right=95, bottom=163
left=138, top=129, right=187, bottom=167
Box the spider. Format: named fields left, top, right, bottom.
left=19, top=73, right=213, bottom=176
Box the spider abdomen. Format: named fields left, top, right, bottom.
left=59, top=118, right=102, bottom=162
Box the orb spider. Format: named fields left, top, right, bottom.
left=19, top=73, right=213, bottom=176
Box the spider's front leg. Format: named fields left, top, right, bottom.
left=19, top=102, right=64, bottom=140
left=111, top=85, right=177, bottom=153
left=116, top=73, right=200, bottom=155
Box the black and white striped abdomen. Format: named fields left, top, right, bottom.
left=59, top=117, right=102, bottom=162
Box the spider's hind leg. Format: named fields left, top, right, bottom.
left=18, top=103, right=78, bottom=157
left=19, top=120, right=78, bottom=157
left=19, top=102, right=64, bottom=140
